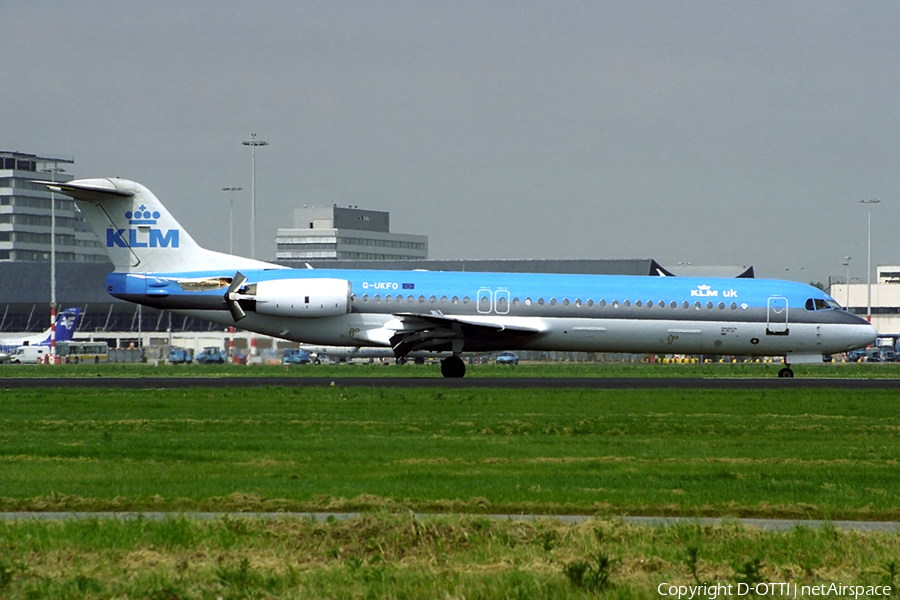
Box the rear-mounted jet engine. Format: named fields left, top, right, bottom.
left=224, top=272, right=351, bottom=321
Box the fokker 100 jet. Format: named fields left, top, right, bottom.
left=44, top=178, right=876, bottom=378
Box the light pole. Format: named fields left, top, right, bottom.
left=242, top=134, right=268, bottom=259
left=860, top=199, right=881, bottom=323
left=221, top=187, right=242, bottom=255
left=41, top=164, right=65, bottom=364
left=842, top=256, right=851, bottom=309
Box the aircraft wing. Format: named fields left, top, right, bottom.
left=386, top=312, right=543, bottom=358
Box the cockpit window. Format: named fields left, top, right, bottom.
left=806, top=298, right=839, bottom=311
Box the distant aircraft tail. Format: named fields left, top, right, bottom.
left=43, top=178, right=279, bottom=273
left=35, top=307, right=81, bottom=345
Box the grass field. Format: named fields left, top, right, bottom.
left=0, top=515, right=898, bottom=599
left=3, top=360, right=900, bottom=378
left=2, top=384, right=899, bottom=598
left=1, top=385, right=898, bottom=519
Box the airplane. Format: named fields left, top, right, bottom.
left=0, top=307, right=82, bottom=362
left=43, top=177, right=876, bottom=378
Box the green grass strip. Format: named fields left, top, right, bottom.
left=0, top=387, right=898, bottom=519
left=0, top=515, right=897, bottom=599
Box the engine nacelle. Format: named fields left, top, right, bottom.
left=254, top=278, right=351, bottom=318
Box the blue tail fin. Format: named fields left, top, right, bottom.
left=37, top=308, right=81, bottom=344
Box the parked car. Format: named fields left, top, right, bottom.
left=495, top=352, right=519, bottom=365
left=167, top=347, right=193, bottom=364
left=282, top=348, right=312, bottom=365
left=196, top=347, right=226, bottom=365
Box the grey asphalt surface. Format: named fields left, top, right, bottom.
left=2, top=376, right=900, bottom=389
left=1, top=512, right=898, bottom=532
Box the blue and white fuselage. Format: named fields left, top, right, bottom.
left=46, top=177, right=876, bottom=378
left=107, top=268, right=874, bottom=359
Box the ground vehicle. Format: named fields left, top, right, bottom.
left=55, top=342, right=109, bottom=364
left=496, top=352, right=519, bottom=365
left=866, top=349, right=885, bottom=363
left=283, top=348, right=312, bottom=365
left=196, top=347, right=226, bottom=365
left=9, top=345, right=50, bottom=364
left=167, top=347, right=193, bottom=364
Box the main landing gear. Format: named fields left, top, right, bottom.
left=777, top=367, right=794, bottom=378
left=440, top=355, right=466, bottom=378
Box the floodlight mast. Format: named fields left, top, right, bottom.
left=242, top=135, right=268, bottom=259
left=859, top=199, right=880, bottom=323
left=40, top=163, right=66, bottom=364
left=221, top=187, right=242, bottom=255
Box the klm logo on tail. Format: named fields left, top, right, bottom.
left=106, top=205, right=180, bottom=248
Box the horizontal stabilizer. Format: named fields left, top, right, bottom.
left=37, top=179, right=135, bottom=202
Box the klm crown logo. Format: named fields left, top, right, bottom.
left=106, top=205, right=180, bottom=249
left=126, top=205, right=160, bottom=225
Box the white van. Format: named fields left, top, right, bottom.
left=9, top=345, right=49, bottom=364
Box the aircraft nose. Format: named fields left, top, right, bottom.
left=856, top=322, right=878, bottom=348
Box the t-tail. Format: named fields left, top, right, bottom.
left=35, top=307, right=81, bottom=345
left=43, top=178, right=280, bottom=273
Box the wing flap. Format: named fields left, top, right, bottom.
left=387, top=311, right=542, bottom=357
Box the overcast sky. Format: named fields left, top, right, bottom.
left=4, top=1, right=899, bottom=284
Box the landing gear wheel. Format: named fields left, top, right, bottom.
left=440, top=356, right=466, bottom=378
left=777, top=367, right=794, bottom=378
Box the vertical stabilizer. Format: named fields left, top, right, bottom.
left=45, top=178, right=279, bottom=273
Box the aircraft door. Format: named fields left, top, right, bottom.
left=495, top=289, right=510, bottom=314
left=766, top=296, right=789, bottom=336
left=477, top=289, right=492, bottom=314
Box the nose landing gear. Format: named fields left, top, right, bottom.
left=777, top=367, right=794, bottom=378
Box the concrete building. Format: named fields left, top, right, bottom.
left=0, top=151, right=107, bottom=263
left=830, top=266, right=900, bottom=334
left=276, top=205, right=428, bottom=261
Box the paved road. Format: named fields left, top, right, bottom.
left=2, top=376, right=900, bottom=389
left=1, top=511, right=898, bottom=531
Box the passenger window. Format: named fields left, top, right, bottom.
left=718, top=302, right=725, bottom=310
left=730, top=302, right=737, bottom=310
left=525, top=297, right=532, bottom=306
left=496, top=296, right=508, bottom=312
left=706, top=302, right=714, bottom=309
left=682, top=301, right=689, bottom=309
left=612, top=300, right=619, bottom=308
left=538, top=298, right=545, bottom=306
left=463, top=296, right=470, bottom=304
left=452, top=296, right=459, bottom=304
left=441, top=295, right=448, bottom=304
left=374, top=295, right=381, bottom=303
left=598, top=299, right=604, bottom=307
left=635, top=300, right=643, bottom=308
left=563, top=299, right=570, bottom=307
left=385, top=295, right=392, bottom=303
left=624, top=300, right=631, bottom=307
left=362, top=294, right=369, bottom=302
left=574, top=299, right=582, bottom=307
left=429, top=295, right=436, bottom=303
